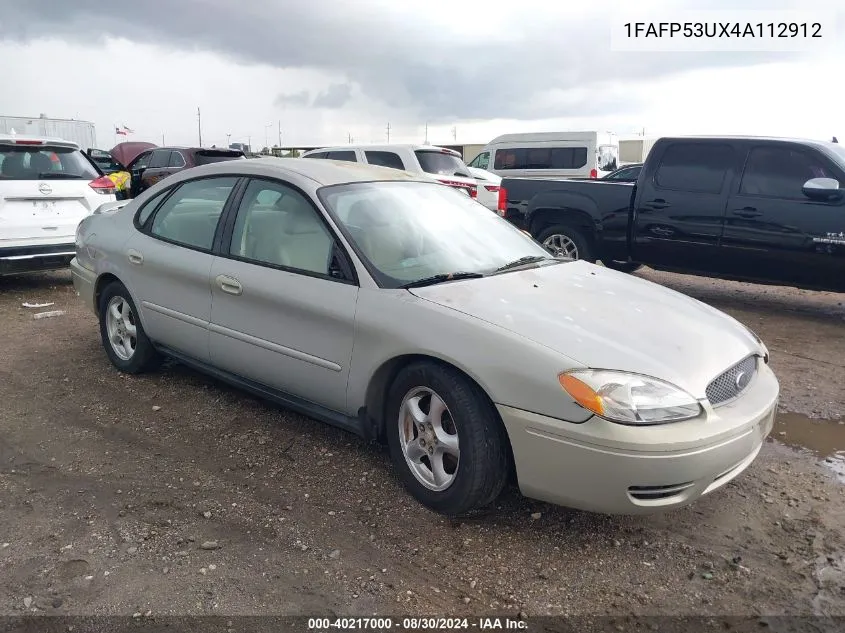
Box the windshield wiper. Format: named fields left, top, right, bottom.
left=36, top=172, right=85, bottom=179
left=399, top=272, right=484, bottom=289
left=493, top=255, right=551, bottom=273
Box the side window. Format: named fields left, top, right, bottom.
left=364, top=151, right=406, bottom=170
left=131, top=152, right=152, bottom=171
left=493, top=148, right=525, bottom=170
left=229, top=179, right=344, bottom=279
left=148, top=150, right=170, bottom=169
left=149, top=177, right=238, bottom=250
left=468, top=152, right=490, bottom=170
left=303, top=152, right=328, bottom=159
left=168, top=151, right=186, bottom=168
left=740, top=146, right=834, bottom=199
left=655, top=143, right=734, bottom=194
left=136, top=188, right=171, bottom=227
left=326, top=151, right=357, bottom=162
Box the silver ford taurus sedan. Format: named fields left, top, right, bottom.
left=70, top=158, right=779, bottom=516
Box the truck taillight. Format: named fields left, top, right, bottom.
left=590, top=169, right=598, bottom=179
left=89, top=175, right=116, bottom=195
left=497, top=186, right=507, bottom=216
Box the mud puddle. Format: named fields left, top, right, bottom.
left=771, top=412, right=845, bottom=483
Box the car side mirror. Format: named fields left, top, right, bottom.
left=802, top=177, right=842, bottom=201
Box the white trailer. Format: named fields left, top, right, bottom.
left=618, top=137, right=659, bottom=165
left=0, top=114, right=97, bottom=151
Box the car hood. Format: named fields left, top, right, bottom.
left=409, top=260, right=762, bottom=398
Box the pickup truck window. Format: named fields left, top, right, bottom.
left=655, top=143, right=733, bottom=194
left=740, top=146, right=834, bottom=199
left=493, top=147, right=588, bottom=170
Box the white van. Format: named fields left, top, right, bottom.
left=467, top=131, right=619, bottom=179
left=301, top=144, right=478, bottom=199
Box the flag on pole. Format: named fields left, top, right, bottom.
left=115, top=126, right=128, bottom=136
left=122, top=125, right=134, bottom=134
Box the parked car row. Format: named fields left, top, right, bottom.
left=70, top=156, right=779, bottom=518
left=498, top=136, right=845, bottom=292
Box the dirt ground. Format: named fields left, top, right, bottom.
left=0, top=268, right=843, bottom=625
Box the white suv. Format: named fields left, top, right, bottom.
left=0, top=134, right=116, bottom=275
left=302, top=144, right=479, bottom=200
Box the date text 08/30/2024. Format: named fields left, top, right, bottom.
left=307, top=617, right=527, bottom=630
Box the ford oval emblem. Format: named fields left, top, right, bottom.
left=38, top=183, right=52, bottom=195
left=734, top=371, right=750, bottom=391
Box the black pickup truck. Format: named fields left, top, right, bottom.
left=500, top=136, right=845, bottom=292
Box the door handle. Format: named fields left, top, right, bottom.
left=127, top=249, right=144, bottom=265
left=216, top=274, right=242, bottom=296
left=732, top=207, right=762, bottom=218
left=643, top=199, right=670, bottom=210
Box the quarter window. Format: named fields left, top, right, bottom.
left=229, top=179, right=342, bottom=278
left=740, top=146, right=834, bottom=199
left=149, top=177, right=238, bottom=250
left=325, top=151, right=357, bottom=162
left=136, top=189, right=171, bottom=227
left=365, top=150, right=406, bottom=170
left=654, top=143, right=734, bottom=194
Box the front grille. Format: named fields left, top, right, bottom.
left=706, top=355, right=758, bottom=407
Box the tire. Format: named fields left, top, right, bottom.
left=536, top=224, right=595, bottom=261
left=386, top=361, right=509, bottom=516
left=98, top=281, right=160, bottom=374
left=603, top=260, right=643, bottom=273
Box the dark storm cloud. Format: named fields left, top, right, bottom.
left=0, top=0, right=815, bottom=122
left=312, top=83, right=352, bottom=109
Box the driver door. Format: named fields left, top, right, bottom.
left=720, top=143, right=845, bottom=291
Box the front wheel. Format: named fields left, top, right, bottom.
left=98, top=281, right=160, bottom=374
left=603, top=260, right=643, bottom=273
left=386, top=362, right=509, bottom=516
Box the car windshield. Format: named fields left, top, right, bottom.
left=0, top=146, right=101, bottom=180
left=320, top=181, right=558, bottom=289
left=415, top=150, right=471, bottom=178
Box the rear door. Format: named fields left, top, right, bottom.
left=632, top=141, right=738, bottom=273
left=124, top=176, right=241, bottom=362
left=140, top=149, right=172, bottom=193
left=0, top=142, right=108, bottom=249
left=721, top=143, right=845, bottom=291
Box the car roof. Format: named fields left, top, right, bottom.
left=175, top=157, right=429, bottom=186
left=304, top=144, right=459, bottom=155
left=658, top=135, right=835, bottom=149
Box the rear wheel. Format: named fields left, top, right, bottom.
left=98, top=281, right=160, bottom=374
left=537, top=224, right=595, bottom=261
left=386, top=362, right=509, bottom=516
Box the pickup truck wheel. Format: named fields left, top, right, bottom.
left=386, top=361, right=509, bottom=516
left=603, top=260, right=643, bottom=273
left=537, top=225, right=594, bottom=261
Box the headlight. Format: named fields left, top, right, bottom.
left=558, top=369, right=702, bottom=425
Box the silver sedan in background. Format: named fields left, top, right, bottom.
left=70, top=158, right=778, bottom=516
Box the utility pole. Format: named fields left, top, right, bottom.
left=161, top=133, right=165, bottom=145
left=197, top=107, right=202, bottom=147
left=452, top=126, right=457, bottom=142
left=278, top=120, right=282, bottom=148
left=226, top=133, right=231, bottom=147
left=424, top=122, right=428, bottom=144
left=348, top=132, right=353, bottom=144
left=386, top=122, right=391, bottom=143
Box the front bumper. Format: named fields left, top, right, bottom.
left=498, top=362, right=779, bottom=515
left=70, top=257, right=97, bottom=315
left=0, top=244, right=76, bottom=275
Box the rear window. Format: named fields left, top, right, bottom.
left=0, top=146, right=100, bottom=180
left=493, top=147, right=588, bottom=170
left=415, top=150, right=470, bottom=177
left=194, top=150, right=245, bottom=166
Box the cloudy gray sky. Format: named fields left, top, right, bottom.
left=0, top=0, right=842, bottom=148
